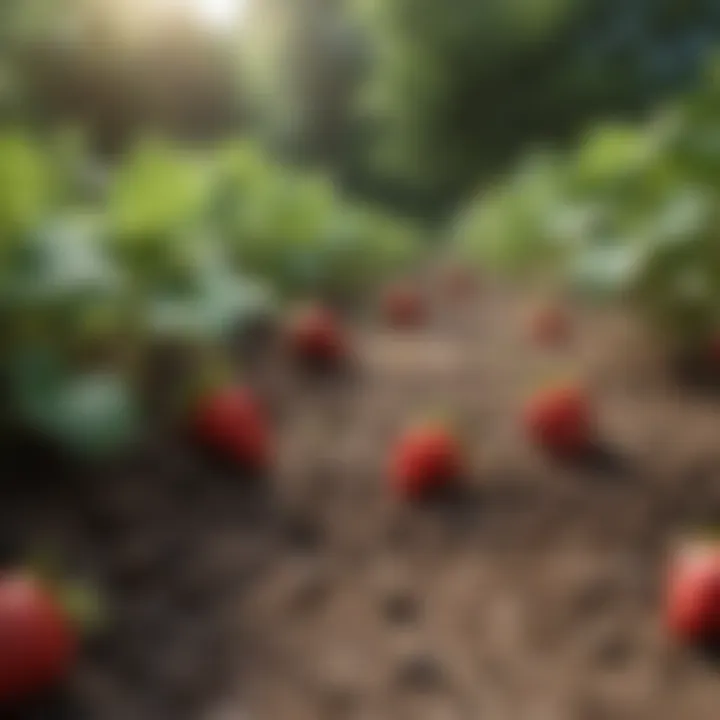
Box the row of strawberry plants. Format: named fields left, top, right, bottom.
left=454, top=59, right=720, bottom=360
left=0, top=130, right=418, bottom=458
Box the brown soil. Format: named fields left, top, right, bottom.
left=4, top=278, right=720, bottom=720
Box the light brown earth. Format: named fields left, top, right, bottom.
left=4, top=276, right=720, bottom=720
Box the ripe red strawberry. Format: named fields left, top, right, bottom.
left=528, top=304, right=570, bottom=346
left=665, top=540, right=720, bottom=643
left=523, top=383, right=593, bottom=457
left=287, top=304, right=347, bottom=366
left=389, top=424, right=464, bottom=500
left=0, top=574, right=77, bottom=704
left=383, top=284, right=426, bottom=328
left=193, top=386, right=271, bottom=471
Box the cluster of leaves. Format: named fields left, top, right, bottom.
left=348, top=0, right=720, bottom=214
left=0, top=130, right=417, bottom=458
left=210, top=141, right=418, bottom=299
left=455, top=61, right=720, bottom=347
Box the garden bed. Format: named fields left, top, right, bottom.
left=4, top=278, right=720, bottom=720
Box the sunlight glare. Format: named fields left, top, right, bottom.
left=190, top=0, right=247, bottom=29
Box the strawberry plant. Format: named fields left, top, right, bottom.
left=209, top=141, right=419, bottom=302
left=454, top=58, right=720, bottom=354
left=0, top=149, right=143, bottom=458
left=0, top=128, right=417, bottom=459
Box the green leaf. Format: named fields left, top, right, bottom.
left=570, top=244, right=642, bottom=299
left=148, top=272, right=276, bottom=343
left=0, top=130, right=55, bottom=244
left=25, top=372, right=143, bottom=458
left=109, top=139, right=209, bottom=246
left=4, top=346, right=67, bottom=414
left=2, top=214, right=119, bottom=306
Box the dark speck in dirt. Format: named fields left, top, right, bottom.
left=394, top=652, right=446, bottom=692
left=382, top=591, right=420, bottom=625
left=696, top=639, right=720, bottom=666
left=569, top=441, right=633, bottom=480
left=570, top=581, right=618, bottom=622
left=591, top=631, right=634, bottom=669
left=281, top=512, right=324, bottom=553
left=290, top=567, right=331, bottom=613
left=318, top=684, right=359, bottom=719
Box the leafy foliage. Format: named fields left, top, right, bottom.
left=455, top=61, right=720, bottom=346
left=6, top=0, right=719, bottom=220
left=0, top=130, right=418, bottom=457
left=350, top=0, right=720, bottom=211
left=209, top=140, right=419, bottom=298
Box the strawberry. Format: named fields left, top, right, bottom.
left=0, top=573, right=77, bottom=705
left=287, top=304, right=347, bottom=367
left=389, top=424, right=464, bottom=500
left=523, top=383, right=593, bottom=457
left=193, top=386, right=271, bottom=471
left=528, top=304, right=570, bottom=346
left=665, top=539, right=720, bottom=643
left=382, top=284, right=426, bottom=328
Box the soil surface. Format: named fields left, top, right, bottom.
left=4, top=276, right=720, bottom=720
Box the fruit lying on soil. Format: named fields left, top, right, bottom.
left=528, top=304, right=571, bottom=346
left=389, top=424, right=464, bottom=500
left=665, top=539, right=720, bottom=644
left=193, top=386, right=272, bottom=471
left=287, top=304, right=348, bottom=367
left=523, top=383, right=594, bottom=457
left=0, top=574, right=77, bottom=705
left=383, top=284, right=426, bottom=328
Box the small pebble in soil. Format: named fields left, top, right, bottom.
left=382, top=591, right=420, bottom=625
left=111, top=533, right=181, bottom=589
left=283, top=559, right=331, bottom=613
left=203, top=701, right=253, bottom=720
left=281, top=513, right=324, bottom=553
left=308, top=461, right=339, bottom=501
left=384, top=520, right=413, bottom=550
left=591, top=630, right=634, bottom=669
left=569, top=580, right=617, bottom=623
left=395, top=652, right=446, bottom=692
left=151, top=640, right=213, bottom=711
left=319, top=685, right=359, bottom=718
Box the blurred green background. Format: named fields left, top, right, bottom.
left=3, top=0, right=720, bottom=456
left=4, top=0, right=719, bottom=216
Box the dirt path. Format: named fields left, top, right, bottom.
left=4, top=278, right=720, bottom=719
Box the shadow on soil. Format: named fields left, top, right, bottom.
left=1, top=688, right=86, bottom=720
left=569, top=441, right=635, bottom=482
left=697, top=640, right=720, bottom=667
